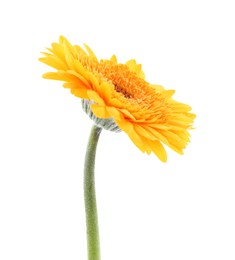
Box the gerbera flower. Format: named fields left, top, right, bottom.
left=39, top=36, right=195, bottom=162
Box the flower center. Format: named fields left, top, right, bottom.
left=82, top=57, right=170, bottom=123
left=97, top=60, right=151, bottom=100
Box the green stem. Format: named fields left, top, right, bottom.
left=84, top=125, right=102, bottom=260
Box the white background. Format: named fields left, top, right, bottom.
left=0, top=0, right=235, bottom=259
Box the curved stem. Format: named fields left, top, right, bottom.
left=84, top=125, right=102, bottom=260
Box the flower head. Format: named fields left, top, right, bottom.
left=39, top=36, right=195, bottom=162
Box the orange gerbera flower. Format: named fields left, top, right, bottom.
left=39, top=36, right=195, bottom=162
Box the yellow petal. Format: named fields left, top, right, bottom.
left=39, top=56, right=67, bottom=70
left=70, top=88, right=89, bottom=99
left=63, top=81, right=88, bottom=90
left=61, top=36, right=76, bottom=58
left=110, top=55, right=117, bottom=63
left=73, top=60, right=93, bottom=84
left=116, top=119, right=148, bottom=153
left=90, top=104, right=110, bottom=118
left=74, top=45, right=89, bottom=57
left=158, top=130, right=186, bottom=149
left=50, top=43, right=66, bottom=63
left=67, top=70, right=91, bottom=88
left=144, top=125, right=170, bottom=144
left=87, top=90, right=105, bottom=105
left=134, top=124, right=158, bottom=140
left=83, top=44, right=98, bottom=61
left=170, top=102, right=192, bottom=112
left=42, top=72, right=63, bottom=80
left=106, top=107, right=122, bottom=121
left=145, top=139, right=167, bottom=162
left=119, top=108, right=136, bottom=120
left=161, top=90, right=175, bottom=98
left=97, top=82, right=112, bottom=102
left=125, top=59, right=145, bottom=79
